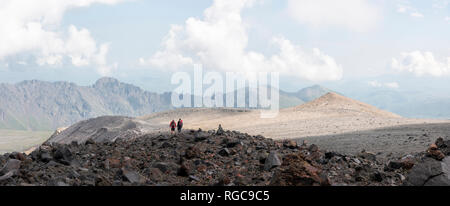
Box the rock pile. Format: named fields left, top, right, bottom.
left=0, top=127, right=444, bottom=186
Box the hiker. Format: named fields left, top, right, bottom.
left=170, top=120, right=177, bottom=134
left=177, top=118, right=183, bottom=133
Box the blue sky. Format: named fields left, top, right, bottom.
left=0, top=0, right=449, bottom=93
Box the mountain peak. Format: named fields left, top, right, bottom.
left=295, top=92, right=402, bottom=118
left=319, top=92, right=346, bottom=100
left=309, top=84, right=326, bottom=89
left=293, top=85, right=333, bottom=102
left=93, top=77, right=121, bottom=88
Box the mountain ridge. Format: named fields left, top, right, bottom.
left=0, top=77, right=172, bottom=131
left=0, top=77, right=334, bottom=131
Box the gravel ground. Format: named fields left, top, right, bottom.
left=298, top=123, right=450, bottom=160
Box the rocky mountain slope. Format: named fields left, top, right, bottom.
left=1, top=126, right=449, bottom=186
left=0, top=78, right=172, bottom=131
left=46, top=116, right=155, bottom=145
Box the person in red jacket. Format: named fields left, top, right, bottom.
left=169, top=120, right=176, bottom=134
left=177, top=118, right=183, bottom=133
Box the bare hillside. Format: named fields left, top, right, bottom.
left=142, top=92, right=449, bottom=141
left=292, top=92, right=401, bottom=118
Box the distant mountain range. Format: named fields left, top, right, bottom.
left=0, top=78, right=332, bottom=131
left=0, top=78, right=172, bottom=131
left=351, top=90, right=450, bottom=119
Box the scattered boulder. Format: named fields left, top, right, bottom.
left=427, top=143, right=445, bottom=161
left=283, top=140, right=298, bottom=149
left=85, top=139, right=95, bottom=145
left=258, top=152, right=268, bottom=164
left=189, top=175, right=200, bottom=182
left=146, top=168, right=163, bottom=180
left=387, top=161, right=403, bottom=170
left=218, top=148, right=230, bottom=157
left=324, top=152, right=338, bottom=159
left=194, top=132, right=209, bottom=142
left=403, top=157, right=450, bottom=186
left=53, top=146, right=73, bottom=165
left=264, top=151, right=282, bottom=171
left=370, top=171, right=384, bottom=182
left=215, top=176, right=231, bottom=186
left=400, top=156, right=416, bottom=170
left=160, top=142, right=173, bottom=148
left=105, top=158, right=121, bottom=169
left=0, top=171, right=15, bottom=181
left=386, top=155, right=416, bottom=171
left=434, top=137, right=450, bottom=155
left=270, top=152, right=329, bottom=186
left=121, top=168, right=145, bottom=184
left=177, top=164, right=190, bottom=177
left=0, top=159, right=21, bottom=182
left=39, top=151, right=53, bottom=163
left=185, top=146, right=202, bottom=159
left=358, top=151, right=377, bottom=161
left=224, top=139, right=240, bottom=148
left=12, top=153, right=26, bottom=161
left=153, top=162, right=173, bottom=173
left=308, top=144, right=319, bottom=152
left=0, top=159, right=21, bottom=175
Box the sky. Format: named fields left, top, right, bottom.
left=0, top=0, right=449, bottom=94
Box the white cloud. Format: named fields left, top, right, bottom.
left=0, top=0, right=125, bottom=76
left=433, top=0, right=449, bottom=9
left=410, top=12, right=424, bottom=18
left=17, top=61, right=27, bottom=66
left=445, top=16, right=450, bottom=22
left=396, top=1, right=425, bottom=18
left=397, top=6, right=407, bottom=13
left=368, top=81, right=400, bottom=89
left=140, top=0, right=343, bottom=82
left=286, top=0, right=381, bottom=32
left=392, top=51, right=450, bottom=77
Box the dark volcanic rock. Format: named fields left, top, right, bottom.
left=434, top=137, right=450, bottom=155
left=427, top=144, right=445, bottom=161
left=53, top=146, right=73, bottom=165
left=264, top=151, right=282, bottom=171
left=358, top=151, right=377, bottom=161
left=121, top=168, right=145, bottom=184
left=153, top=162, right=175, bottom=174
left=270, top=152, right=329, bottom=186
left=283, top=140, right=298, bottom=149
left=39, top=151, right=53, bottom=163
left=177, top=164, right=190, bottom=177
left=194, top=132, right=209, bottom=142
left=0, top=127, right=416, bottom=186
left=218, top=148, right=230, bottom=157
left=386, top=157, right=415, bottom=171
left=403, top=157, right=450, bottom=186
left=0, top=159, right=21, bottom=182
left=185, top=146, right=202, bottom=159
left=0, top=159, right=21, bottom=175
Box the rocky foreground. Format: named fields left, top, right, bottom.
left=0, top=126, right=449, bottom=186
